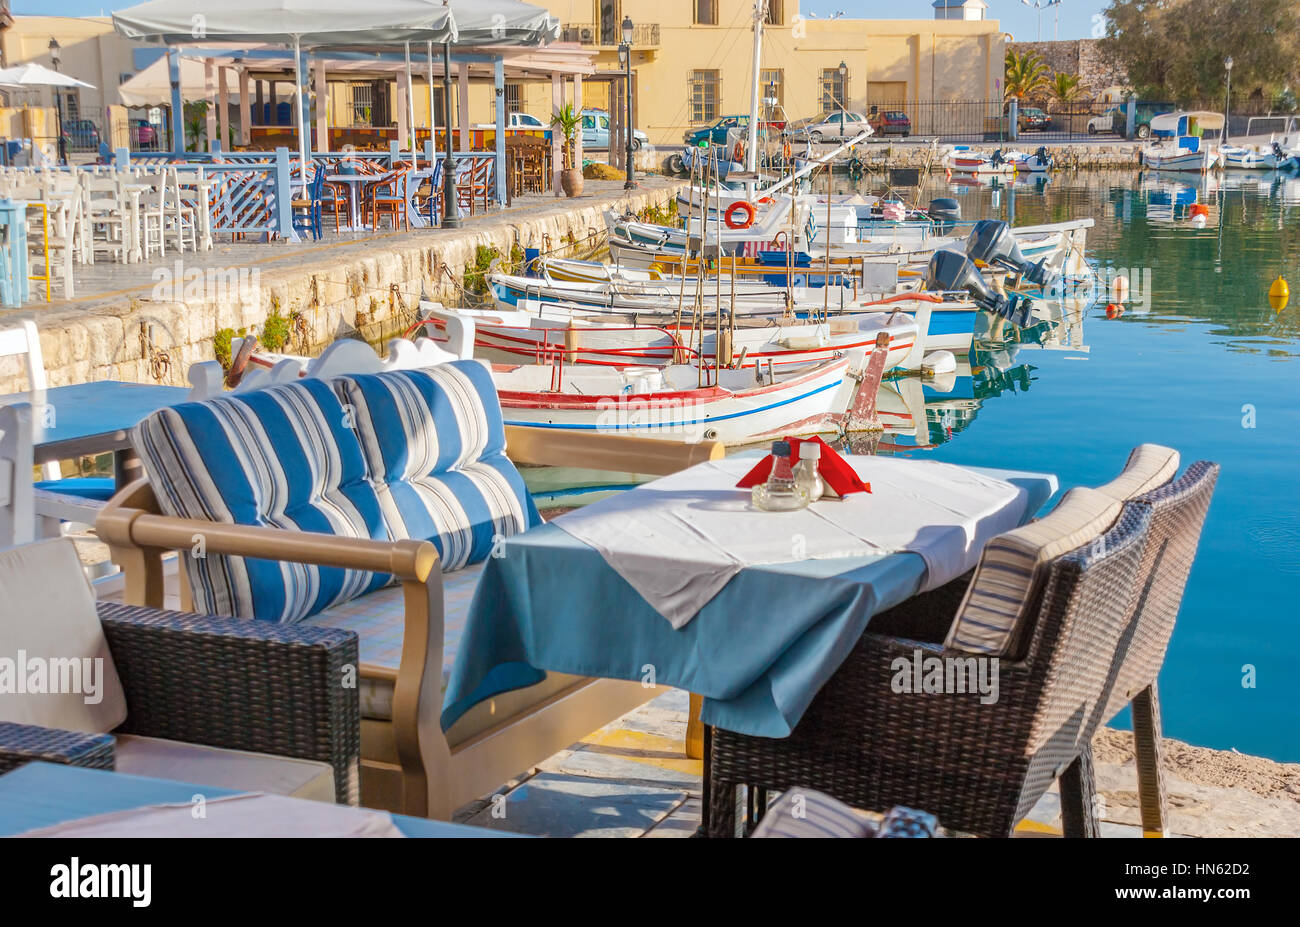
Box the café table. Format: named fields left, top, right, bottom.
left=0, top=381, right=190, bottom=489
left=0, top=763, right=521, bottom=838
left=442, top=454, right=1057, bottom=826
left=325, top=173, right=371, bottom=231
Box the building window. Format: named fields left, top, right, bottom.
left=761, top=68, right=784, bottom=110
left=689, top=69, right=720, bottom=123
left=765, top=0, right=783, bottom=26
left=499, top=83, right=522, bottom=121
left=349, top=83, right=373, bottom=126
left=820, top=68, right=849, bottom=114
left=694, top=0, right=717, bottom=26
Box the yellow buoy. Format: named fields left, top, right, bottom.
left=1269, top=275, right=1290, bottom=311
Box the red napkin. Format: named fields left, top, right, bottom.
left=734, top=436, right=872, bottom=499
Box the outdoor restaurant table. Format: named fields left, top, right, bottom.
left=0, top=763, right=521, bottom=838
left=325, top=173, right=370, bottom=230
left=0, top=381, right=190, bottom=489
left=442, top=456, right=1058, bottom=740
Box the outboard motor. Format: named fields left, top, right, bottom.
left=924, top=249, right=1034, bottom=327
left=990, top=149, right=1005, bottom=167
left=1273, top=140, right=1286, bottom=160
left=1034, top=146, right=1053, bottom=169
left=927, top=197, right=961, bottom=234
left=964, top=219, right=1055, bottom=287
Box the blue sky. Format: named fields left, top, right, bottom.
left=16, top=1, right=1111, bottom=42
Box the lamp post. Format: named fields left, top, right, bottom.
left=837, top=60, right=848, bottom=117
left=440, top=41, right=459, bottom=229
left=621, top=16, right=635, bottom=190
left=1224, top=56, right=1234, bottom=144
left=48, top=37, right=65, bottom=165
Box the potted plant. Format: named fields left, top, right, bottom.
left=552, top=103, right=584, bottom=197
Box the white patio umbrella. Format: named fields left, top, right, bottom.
left=0, top=62, right=96, bottom=90
left=118, top=55, right=240, bottom=106
left=113, top=0, right=456, bottom=175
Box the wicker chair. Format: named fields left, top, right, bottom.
left=707, top=462, right=1219, bottom=838
left=0, top=543, right=361, bottom=805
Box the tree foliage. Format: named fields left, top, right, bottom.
left=1004, top=50, right=1051, bottom=102
left=1050, top=72, right=1087, bottom=103
left=1102, top=0, right=1300, bottom=105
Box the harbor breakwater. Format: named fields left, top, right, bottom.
left=0, top=178, right=686, bottom=396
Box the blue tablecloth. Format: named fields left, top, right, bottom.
left=0, top=763, right=519, bottom=838
left=443, top=466, right=1057, bottom=738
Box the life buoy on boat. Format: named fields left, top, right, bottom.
left=782, top=141, right=793, bottom=161
left=733, top=141, right=745, bottom=163
left=724, top=201, right=757, bottom=229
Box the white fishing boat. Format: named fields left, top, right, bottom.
left=1220, top=141, right=1299, bottom=171
left=945, top=148, right=1018, bottom=175
left=1141, top=112, right=1224, bottom=172
left=415, top=300, right=927, bottom=372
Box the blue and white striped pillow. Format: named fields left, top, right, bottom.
left=333, top=361, right=539, bottom=571
left=133, top=378, right=393, bottom=623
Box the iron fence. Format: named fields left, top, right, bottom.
left=846, top=100, right=1169, bottom=143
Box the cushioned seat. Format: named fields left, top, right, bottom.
left=1095, top=444, right=1179, bottom=502
left=114, top=735, right=336, bottom=802
left=302, top=562, right=487, bottom=720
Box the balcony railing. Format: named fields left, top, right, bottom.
left=560, top=23, right=661, bottom=48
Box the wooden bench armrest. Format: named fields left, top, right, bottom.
left=504, top=425, right=724, bottom=476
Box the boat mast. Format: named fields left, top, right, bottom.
left=745, top=0, right=766, bottom=175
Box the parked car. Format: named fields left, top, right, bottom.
left=683, top=115, right=750, bottom=147
left=473, top=112, right=548, bottom=131
left=1018, top=107, right=1052, bottom=131
left=1087, top=107, right=1121, bottom=135
left=131, top=119, right=159, bottom=148
left=62, top=119, right=100, bottom=150
left=800, top=111, right=874, bottom=143
left=1112, top=101, right=1176, bottom=139
left=583, top=109, right=649, bottom=150
left=868, top=107, right=911, bottom=137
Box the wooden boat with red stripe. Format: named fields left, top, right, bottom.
left=413, top=302, right=922, bottom=373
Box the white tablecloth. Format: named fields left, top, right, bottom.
left=554, top=455, right=1030, bottom=629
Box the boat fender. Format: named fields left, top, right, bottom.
left=724, top=201, right=757, bottom=230
left=921, top=350, right=957, bottom=377
left=1110, top=274, right=1129, bottom=303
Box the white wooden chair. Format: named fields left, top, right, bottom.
left=79, top=174, right=132, bottom=265
left=0, top=319, right=107, bottom=547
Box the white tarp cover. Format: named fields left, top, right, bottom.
left=112, top=0, right=456, bottom=45
left=118, top=55, right=239, bottom=106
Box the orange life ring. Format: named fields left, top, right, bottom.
left=782, top=141, right=792, bottom=160
left=732, top=141, right=745, bottom=162
left=724, top=201, right=757, bottom=230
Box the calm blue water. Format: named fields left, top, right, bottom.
left=894, top=170, right=1300, bottom=762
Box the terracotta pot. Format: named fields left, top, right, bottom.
left=560, top=168, right=584, bottom=197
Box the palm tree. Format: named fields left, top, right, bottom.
left=1050, top=72, right=1087, bottom=104
left=550, top=103, right=581, bottom=170
left=1004, top=50, right=1051, bottom=102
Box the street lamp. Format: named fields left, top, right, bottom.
left=1224, top=56, right=1234, bottom=144
left=837, top=60, right=848, bottom=117
left=48, top=37, right=66, bottom=165
left=621, top=16, right=635, bottom=190
left=1021, top=0, right=1061, bottom=42
left=440, top=41, right=459, bottom=229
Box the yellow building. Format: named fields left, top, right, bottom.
left=528, top=1, right=1006, bottom=144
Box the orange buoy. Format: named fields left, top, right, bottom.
left=1105, top=303, right=1123, bottom=319
left=723, top=200, right=757, bottom=230
left=1189, top=203, right=1210, bottom=217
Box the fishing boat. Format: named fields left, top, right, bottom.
left=1141, top=112, right=1224, bottom=172
left=1005, top=147, right=1055, bottom=173
left=414, top=301, right=926, bottom=372
left=488, top=353, right=882, bottom=445
left=1220, top=140, right=1299, bottom=171
left=945, top=148, right=1017, bottom=175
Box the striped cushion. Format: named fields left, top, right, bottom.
left=945, top=487, right=1122, bottom=655
left=133, top=379, right=391, bottom=623
left=1096, top=443, right=1179, bottom=501
left=333, top=361, right=539, bottom=571
left=751, top=789, right=874, bottom=838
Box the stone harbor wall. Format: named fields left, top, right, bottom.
left=0, top=180, right=685, bottom=396
left=1009, top=38, right=1129, bottom=97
